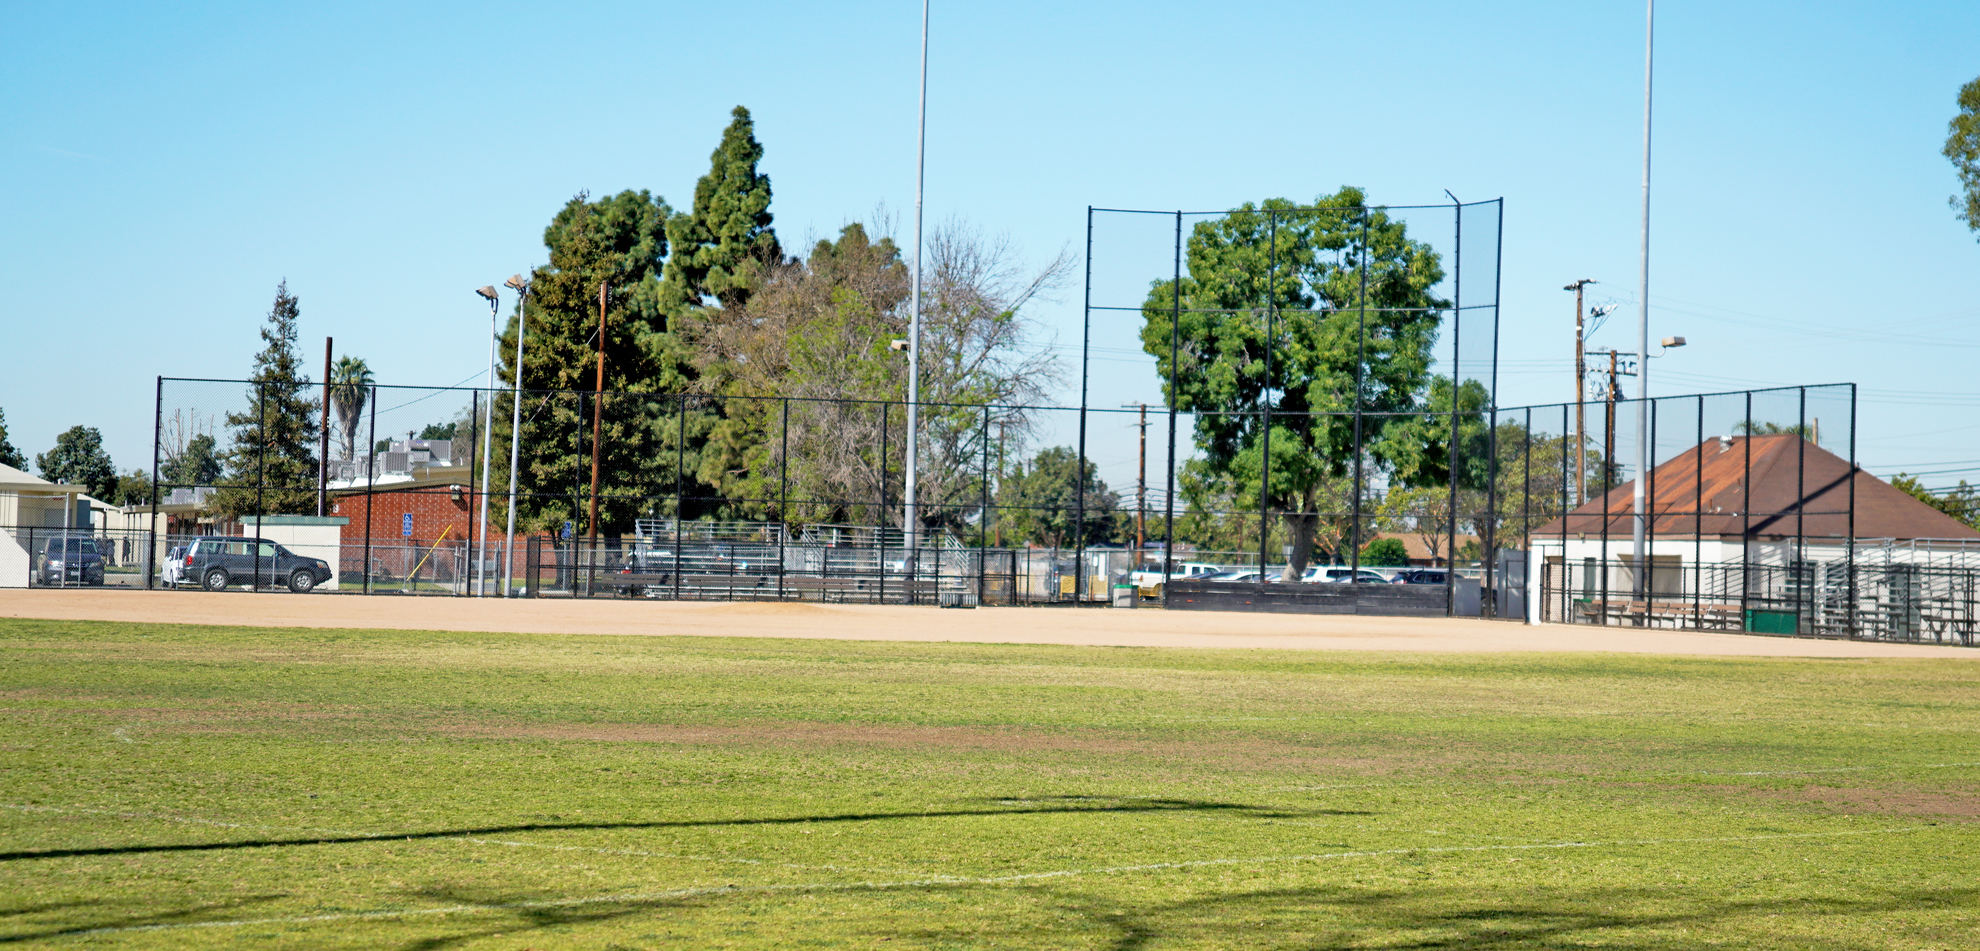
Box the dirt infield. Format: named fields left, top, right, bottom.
left=5, top=589, right=1977, bottom=658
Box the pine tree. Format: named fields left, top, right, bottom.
left=660, top=106, right=780, bottom=318
left=0, top=408, right=25, bottom=470
left=210, top=281, right=322, bottom=519
left=491, top=192, right=711, bottom=534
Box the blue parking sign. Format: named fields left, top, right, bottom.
left=402, top=513, right=413, bottom=537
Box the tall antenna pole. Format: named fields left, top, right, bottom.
left=1632, top=0, right=1655, bottom=598
left=905, top=0, right=929, bottom=553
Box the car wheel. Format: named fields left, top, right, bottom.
left=288, top=569, right=317, bottom=594
left=202, top=568, right=230, bottom=591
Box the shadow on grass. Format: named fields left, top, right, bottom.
left=1037, top=883, right=1980, bottom=950
left=0, top=796, right=1342, bottom=864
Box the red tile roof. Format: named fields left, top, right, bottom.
left=1530, top=434, right=1979, bottom=541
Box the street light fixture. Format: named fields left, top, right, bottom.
left=501, top=273, right=530, bottom=597
left=473, top=285, right=500, bottom=596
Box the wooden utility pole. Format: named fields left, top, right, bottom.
left=1565, top=280, right=1595, bottom=505
left=1131, top=404, right=1148, bottom=553
left=586, top=282, right=607, bottom=553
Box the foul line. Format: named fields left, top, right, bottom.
left=40, top=824, right=1956, bottom=939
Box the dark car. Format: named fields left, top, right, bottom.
left=38, top=535, right=106, bottom=586
left=180, top=536, right=332, bottom=593
left=1391, top=568, right=1450, bottom=585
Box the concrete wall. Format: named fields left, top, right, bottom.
left=251, top=516, right=349, bottom=590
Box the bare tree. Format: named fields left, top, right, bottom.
left=691, top=218, right=1068, bottom=531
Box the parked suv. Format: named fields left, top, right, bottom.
left=179, top=536, right=332, bottom=593
left=38, top=535, right=106, bottom=586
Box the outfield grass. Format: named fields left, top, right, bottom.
left=2, top=617, right=1976, bottom=949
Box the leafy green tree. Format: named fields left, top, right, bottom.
left=1359, top=536, right=1409, bottom=566
left=37, top=425, right=116, bottom=498
left=113, top=468, right=153, bottom=507
left=162, top=432, right=222, bottom=487
left=0, top=408, right=25, bottom=469
left=1946, top=75, right=1980, bottom=238
left=996, top=446, right=1118, bottom=548
left=210, top=282, right=322, bottom=518
left=1892, top=473, right=1980, bottom=530
left=1140, top=188, right=1447, bottom=579
left=329, top=356, right=373, bottom=460
left=661, top=105, right=780, bottom=317
left=493, top=191, right=700, bottom=534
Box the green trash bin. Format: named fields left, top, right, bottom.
left=1744, top=608, right=1798, bottom=634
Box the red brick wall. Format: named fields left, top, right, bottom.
left=330, top=485, right=503, bottom=548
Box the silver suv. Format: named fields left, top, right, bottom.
left=179, top=536, right=332, bottom=593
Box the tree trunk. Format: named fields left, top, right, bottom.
left=1282, top=510, right=1317, bottom=581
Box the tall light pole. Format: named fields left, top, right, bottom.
left=904, top=0, right=929, bottom=558
left=501, top=273, right=529, bottom=597
left=474, top=285, right=500, bottom=596
left=1633, top=0, right=1655, bottom=594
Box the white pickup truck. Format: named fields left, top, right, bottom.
left=1127, top=561, right=1224, bottom=593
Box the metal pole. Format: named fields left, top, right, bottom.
left=503, top=285, right=527, bottom=597
left=1350, top=208, right=1369, bottom=580
left=979, top=403, right=989, bottom=605
left=318, top=337, right=332, bottom=517
left=1448, top=202, right=1462, bottom=614
left=476, top=296, right=498, bottom=596
left=1260, top=209, right=1275, bottom=584
left=1632, top=0, right=1655, bottom=590
left=1075, top=207, right=1092, bottom=600
left=674, top=395, right=685, bottom=601
left=147, top=376, right=163, bottom=590
left=905, top=0, right=929, bottom=553
left=587, top=282, right=607, bottom=570
left=363, top=384, right=377, bottom=596
left=779, top=397, right=789, bottom=602
left=880, top=401, right=889, bottom=605
left=465, top=389, right=478, bottom=596
left=1163, top=211, right=1182, bottom=596
left=1847, top=384, right=1857, bottom=636
left=1797, top=387, right=1808, bottom=630
left=253, top=380, right=266, bottom=592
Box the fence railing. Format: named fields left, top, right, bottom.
left=1538, top=557, right=1978, bottom=646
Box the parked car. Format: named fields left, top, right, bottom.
left=1308, top=567, right=1391, bottom=584
left=161, top=545, right=187, bottom=586
left=1198, top=568, right=1263, bottom=583
left=1391, top=568, right=1451, bottom=585
left=38, top=535, right=106, bottom=586
left=180, top=536, right=333, bottom=593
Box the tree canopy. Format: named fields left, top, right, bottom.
left=1139, top=188, right=1448, bottom=578
left=661, top=106, right=779, bottom=316
left=0, top=408, right=24, bottom=470
left=492, top=191, right=697, bottom=534
left=37, top=425, right=116, bottom=498
left=996, top=446, right=1119, bottom=548
left=1947, top=74, right=1980, bottom=239
left=211, top=281, right=321, bottom=518
left=162, top=432, right=222, bottom=488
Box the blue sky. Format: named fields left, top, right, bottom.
left=4, top=1, right=1977, bottom=498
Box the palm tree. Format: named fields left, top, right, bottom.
left=330, top=356, right=374, bottom=461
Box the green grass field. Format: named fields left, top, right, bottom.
left=2, top=617, right=1976, bottom=949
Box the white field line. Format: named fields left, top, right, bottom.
left=1707, top=761, right=1980, bottom=777
left=0, top=803, right=900, bottom=875
left=47, top=824, right=1957, bottom=939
